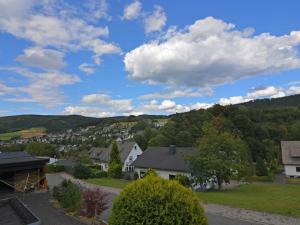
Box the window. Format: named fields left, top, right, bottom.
left=129, top=156, right=133, bottom=161
left=296, top=167, right=300, bottom=172
left=140, top=171, right=145, bottom=178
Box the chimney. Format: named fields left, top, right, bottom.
left=169, top=145, right=176, bottom=155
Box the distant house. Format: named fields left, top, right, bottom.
left=90, top=141, right=143, bottom=172
left=133, top=145, right=194, bottom=180
left=0, top=151, right=49, bottom=192
left=281, top=141, right=300, bottom=178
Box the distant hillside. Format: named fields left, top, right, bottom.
left=0, top=115, right=101, bottom=133
left=239, top=94, right=300, bottom=109
left=0, top=114, right=168, bottom=134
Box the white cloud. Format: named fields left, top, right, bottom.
left=247, top=86, right=285, bottom=99
left=79, top=63, right=95, bottom=75
left=125, top=17, right=300, bottom=88
left=63, top=106, right=115, bottom=118
left=82, top=93, right=133, bottom=112
left=0, top=0, right=120, bottom=63
left=139, top=88, right=205, bottom=100
left=16, top=47, right=66, bottom=70
left=287, top=86, right=300, bottom=95
left=0, top=67, right=80, bottom=107
left=122, top=1, right=142, bottom=20
left=144, top=5, right=167, bottom=33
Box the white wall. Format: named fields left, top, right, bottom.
left=123, top=143, right=143, bottom=172
left=285, top=165, right=300, bottom=177
left=135, top=167, right=191, bottom=180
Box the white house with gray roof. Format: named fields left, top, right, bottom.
left=90, top=141, right=143, bottom=172
left=281, top=141, right=300, bottom=178
left=133, top=145, right=194, bottom=180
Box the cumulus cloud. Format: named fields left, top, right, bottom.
left=287, top=86, right=300, bottom=95
left=0, top=0, right=120, bottom=63
left=63, top=106, right=115, bottom=118
left=82, top=93, right=133, bottom=112
left=122, top=1, right=142, bottom=20
left=0, top=67, right=80, bottom=107
left=139, top=88, right=206, bottom=100
left=144, top=5, right=167, bottom=33
left=125, top=16, right=300, bottom=88
left=16, top=47, right=66, bottom=70
left=79, top=63, right=95, bottom=75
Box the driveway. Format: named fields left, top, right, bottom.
left=48, top=173, right=270, bottom=225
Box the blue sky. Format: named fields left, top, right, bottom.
left=0, top=0, right=300, bottom=117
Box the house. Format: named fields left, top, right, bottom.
left=90, top=141, right=143, bottom=172
left=0, top=151, right=49, bottom=192
left=281, top=141, right=300, bottom=178
left=133, top=145, right=195, bottom=180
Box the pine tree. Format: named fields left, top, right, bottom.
left=109, top=141, right=121, bottom=164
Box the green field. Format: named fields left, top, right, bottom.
left=197, top=183, right=300, bottom=217
left=86, top=178, right=130, bottom=189
left=0, top=127, right=46, bottom=141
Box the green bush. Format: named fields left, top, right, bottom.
left=175, top=174, right=191, bottom=187
left=46, top=164, right=65, bottom=173
left=108, top=163, right=122, bottom=178
left=52, top=180, right=81, bottom=212
left=143, top=168, right=157, bottom=178
left=92, top=170, right=108, bottom=178
left=109, top=174, right=208, bottom=225
left=73, top=163, right=92, bottom=179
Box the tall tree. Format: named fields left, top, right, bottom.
left=108, top=140, right=122, bottom=178
left=189, top=122, right=252, bottom=190
left=109, top=141, right=121, bottom=165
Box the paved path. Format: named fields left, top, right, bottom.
left=48, top=173, right=300, bottom=225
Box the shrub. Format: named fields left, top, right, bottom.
left=108, top=163, right=122, bottom=178
left=46, top=164, right=65, bottom=173
left=175, top=174, right=191, bottom=187
left=92, top=170, right=108, bottom=178
left=73, top=163, right=92, bottom=179
left=143, top=168, right=157, bottom=178
left=52, top=180, right=81, bottom=212
left=82, top=188, right=109, bottom=218
left=109, top=174, right=208, bottom=225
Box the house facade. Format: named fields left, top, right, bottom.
left=90, top=141, right=143, bottom=172
left=281, top=141, right=300, bottom=178
left=133, top=145, right=194, bottom=180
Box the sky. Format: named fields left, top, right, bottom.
left=0, top=0, right=300, bottom=117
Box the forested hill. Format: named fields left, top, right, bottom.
left=239, top=94, right=300, bottom=109
left=0, top=115, right=101, bottom=133
left=0, top=114, right=168, bottom=133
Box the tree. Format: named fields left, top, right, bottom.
left=25, top=142, right=57, bottom=157
left=108, top=141, right=122, bottom=178
left=73, top=163, right=92, bottom=179
left=109, top=174, right=208, bottom=225
left=82, top=188, right=109, bottom=218
left=255, top=157, right=268, bottom=176
left=189, top=122, right=252, bottom=190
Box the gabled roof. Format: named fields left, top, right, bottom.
left=281, top=141, right=300, bottom=165
left=132, top=146, right=195, bottom=173
left=0, top=151, right=49, bottom=172
left=90, top=142, right=137, bottom=163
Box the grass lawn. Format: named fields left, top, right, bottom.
left=0, top=127, right=46, bottom=140
left=197, top=183, right=300, bottom=217
left=86, top=178, right=130, bottom=189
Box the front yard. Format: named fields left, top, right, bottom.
left=86, top=178, right=130, bottom=189
left=197, top=183, right=300, bottom=218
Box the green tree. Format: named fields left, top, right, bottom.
left=109, top=174, right=208, bottom=225
left=108, top=141, right=122, bottom=178
left=255, top=157, right=268, bottom=176
left=25, top=142, right=57, bottom=157
left=189, top=122, right=252, bottom=190
left=73, top=163, right=92, bottom=179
